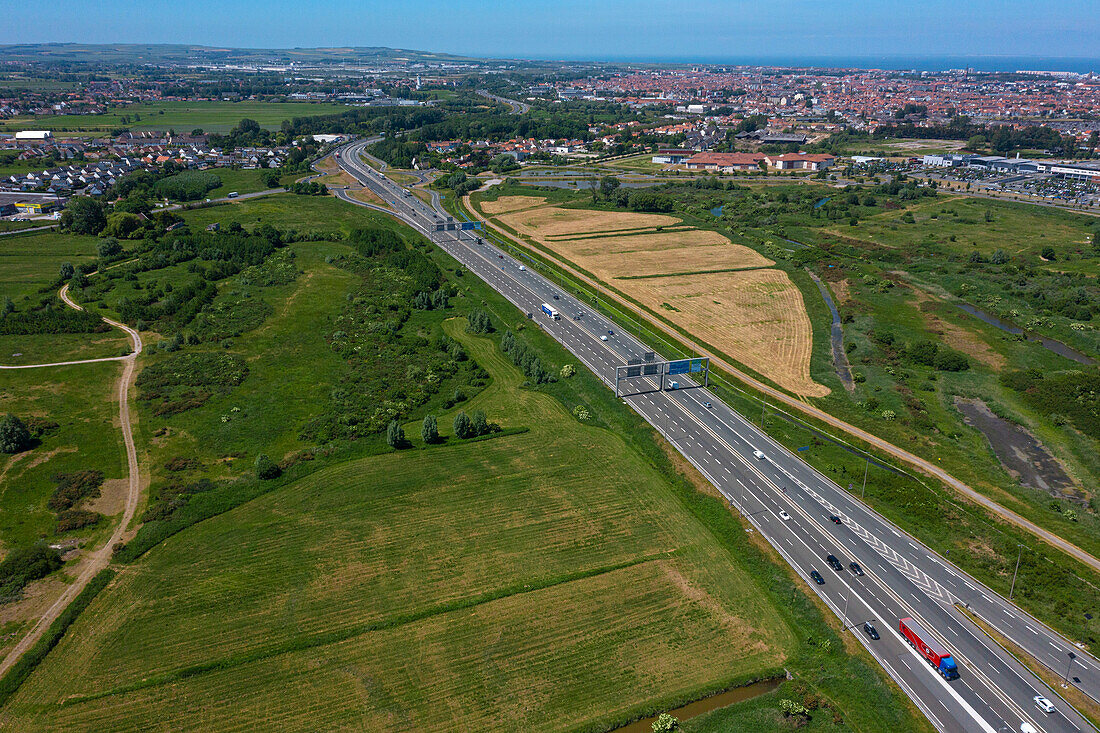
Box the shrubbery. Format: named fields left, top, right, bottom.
left=500, top=330, right=553, bottom=384
left=0, top=544, right=63, bottom=602
left=136, top=352, right=249, bottom=415
left=0, top=414, right=32, bottom=454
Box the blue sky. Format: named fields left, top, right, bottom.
left=3, top=0, right=1098, bottom=63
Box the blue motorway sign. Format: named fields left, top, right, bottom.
left=690, top=358, right=705, bottom=373
left=668, top=359, right=689, bottom=375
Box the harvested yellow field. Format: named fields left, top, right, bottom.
left=565, top=228, right=733, bottom=254
left=585, top=247, right=771, bottom=280
left=553, top=229, right=773, bottom=281
left=499, top=204, right=680, bottom=238
left=474, top=197, right=826, bottom=397
left=479, top=195, right=548, bottom=215
left=628, top=270, right=827, bottom=397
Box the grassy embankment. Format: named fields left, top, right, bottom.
left=458, top=183, right=1100, bottom=652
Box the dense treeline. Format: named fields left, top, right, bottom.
left=0, top=305, right=108, bottom=335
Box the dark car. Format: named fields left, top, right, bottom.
left=498, top=254, right=503, bottom=259
left=863, top=622, right=880, bottom=640
left=826, top=554, right=844, bottom=572
left=829, top=515, right=842, bottom=525
left=809, top=570, right=825, bottom=585
left=849, top=562, right=864, bottom=576
left=553, top=294, right=560, bottom=300
left=608, top=329, right=614, bottom=336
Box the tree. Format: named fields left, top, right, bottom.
left=1, top=297, right=13, bottom=317
left=1041, top=246, right=1056, bottom=261
left=651, top=713, right=680, bottom=733
left=96, top=237, right=123, bottom=258
left=103, top=212, right=146, bottom=239
left=70, top=271, right=89, bottom=290
left=599, top=175, right=621, bottom=199
left=0, top=414, right=32, bottom=454
left=60, top=196, right=107, bottom=235
left=386, top=420, right=405, bottom=448
left=471, top=409, right=488, bottom=436
left=453, top=410, right=473, bottom=439
left=59, top=262, right=75, bottom=281
left=254, top=453, right=281, bottom=480
left=990, top=248, right=1009, bottom=265
left=421, top=414, right=439, bottom=444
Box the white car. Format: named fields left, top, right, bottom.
left=518, top=265, right=526, bottom=271
left=778, top=510, right=792, bottom=521
left=600, top=335, right=608, bottom=341
left=753, top=450, right=766, bottom=460
left=1034, top=695, right=1055, bottom=714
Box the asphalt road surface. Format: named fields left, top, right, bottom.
left=335, top=139, right=1097, bottom=733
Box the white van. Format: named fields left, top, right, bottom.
left=1034, top=695, right=1055, bottom=714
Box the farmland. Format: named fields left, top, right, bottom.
left=483, top=194, right=825, bottom=397
left=0, top=100, right=349, bottom=135
left=1, top=319, right=793, bottom=731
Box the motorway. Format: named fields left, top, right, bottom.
left=335, top=139, right=1097, bottom=733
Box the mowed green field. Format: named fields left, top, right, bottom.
left=2, top=319, right=793, bottom=731
left=0, top=101, right=348, bottom=135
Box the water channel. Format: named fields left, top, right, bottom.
left=615, top=679, right=783, bottom=733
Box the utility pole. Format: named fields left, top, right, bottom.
left=1009, top=544, right=1023, bottom=600
left=760, top=398, right=766, bottom=427
left=861, top=459, right=869, bottom=499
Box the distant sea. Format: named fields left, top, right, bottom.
left=539, top=54, right=1100, bottom=74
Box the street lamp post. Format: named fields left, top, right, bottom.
left=860, top=459, right=869, bottom=499
left=1064, top=652, right=1077, bottom=688
left=1009, top=544, right=1024, bottom=600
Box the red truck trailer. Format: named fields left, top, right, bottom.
left=899, top=617, right=959, bottom=679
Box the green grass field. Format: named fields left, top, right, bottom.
left=818, top=195, right=1094, bottom=256
left=2, top=318, right=794, bottom=731
left=0, top=361, right=126, bottom=552
left=0, top=230, right=101, bottom=306
left=0, top=101, right=348, bottom=135
left=177, top=193, right=368, bottom=237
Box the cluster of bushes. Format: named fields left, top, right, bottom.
left=1001, top=368, right=1100, bottom=440
left=287, top=180, right=327, bottom=196
left=903, top=339, right=969, bottom=372
left=300, top=225, right=487, bottom=442
left=442, top=171, right=480, bottom=196
left=873, top=330, right=969, bottom=372
left=0, top=303, right=107, bottom=336
left=501, top=330, right=553, bottom=384
left=152, top=170, right=222, bottom=201
left=0, top=414, right=33, bottom=454
left=48, top=470, right=104, bottom=534
left=142, top=478, right=217, bottom=522
left=465, top=308, right=494, bottom=334
left=452, top=409, right=494, bottom=439
left=0, top=544, right=63, bottom=603
left=136, top=352, right=249, bottom=415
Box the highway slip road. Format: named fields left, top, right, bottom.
left=335, top=139, right=1097, bottom=733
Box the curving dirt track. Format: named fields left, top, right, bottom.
left=0, top=281, right=143, bottom=679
